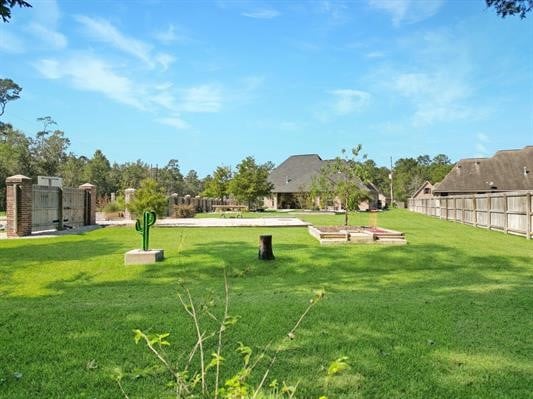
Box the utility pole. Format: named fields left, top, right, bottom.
left=389, top=156, right=394, bottom=206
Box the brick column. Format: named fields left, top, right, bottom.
left=124, top=188, right=135, bottom=220
left=6, top=175, right=33, bottom=237
left=79, top=183, right=97, bottom=225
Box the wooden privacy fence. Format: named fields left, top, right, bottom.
left=408, top=191, right=533, bottom=239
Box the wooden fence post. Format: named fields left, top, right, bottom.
left=503, top=194, right=508, bottom=234
left=488, top=194, right=492, bottom=230
left=473, top=195, right=477, bottom=227
left=527, top=192, right=531, bottom=240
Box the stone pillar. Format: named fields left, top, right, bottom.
left=110, top=192, right=116, bottom=202
left=6, top=175, right=33, bottom=237
left=169, top=193, right=178, bottom=217
left=79, top=183, right=97, bottom=225
left=124, top=188, right=136, bottom=220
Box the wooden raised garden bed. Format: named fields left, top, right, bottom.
left=308, top=225, right=407, bottom=245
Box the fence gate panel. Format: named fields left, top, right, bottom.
left=63, top=188, right=86, bottom=227
left=32, top=185, right=59, bottom=231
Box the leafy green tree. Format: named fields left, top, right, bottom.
left=0, top=78, right=22, bottom=117
left=0, top=123, right=32, bottom=209
left=119, top=160, right=150, bottom=190
left=311, top=145, right=370, bottom=226
left=202, top=165, right=232, bottom=198
left=392, top=157, right=422, bottom=202
left=156, top=159, right=184, bottom=195
left=128, top=178, right=167, bottom=217
left=362, top=159, right=390, bottom=197
left=183, top=169, right=202, bottom=196
left=429, top=154, right=453, bottom=183
left=228, top=156, right=274, bottom=209
left=31, top=118, right=70, bottom=177
left=84, top=150, right=112, bottom=197
left=0, top=0, right=31, bottom=23
left=486, top=0, right=533, bottom=18
left=59, top=154, right=88, bottom=188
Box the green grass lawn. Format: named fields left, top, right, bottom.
left=0, top=210, right=532, bottom=398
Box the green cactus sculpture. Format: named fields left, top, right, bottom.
left=135, top=211, right=156, bottom=251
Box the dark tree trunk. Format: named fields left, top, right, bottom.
left=258, top=235, right=275, bottom=260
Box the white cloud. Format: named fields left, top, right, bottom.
left=391, top=72, right=472, bottom=126
left=0, top=29, right=25, bottom=53
left=366, top=51, right=385, bottom=58
left=75, top=15, right=161, bottom=69
left=34, top=55, right=145, bottom=110
left=24, top=0, right=67, bottom=50
left=151, top=90, right=178, bottom=110
left=241, top=9, right=281, bottom=19
left=316, top=0, right=349, bottom=24
left=368, top=0, right=443, bottom=26
left=154, top=24, right=189, bottom=44
left=477, top=132, right=490, bottom=143
left=155, top=53, right=176, bottom=71
left=27, top=23, right=67, bottom=49
left=330, top=89, right=371, bottom=115
left=156, top=116, right=189, bottom=130
left=180, top=85, right=222, bottom=113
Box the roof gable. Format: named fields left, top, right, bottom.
left=434, top=146, right=533, bottom=193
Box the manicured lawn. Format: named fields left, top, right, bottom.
left=0, top=210, right=532, bottom=398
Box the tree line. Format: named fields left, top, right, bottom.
left=0, top=117, right=455, bottom=211
left=0, top=118, right=276, bottom=210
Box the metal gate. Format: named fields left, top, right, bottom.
left=32, top=185, right=60, bottom=231
left=63, top=187, right=86, bottom=228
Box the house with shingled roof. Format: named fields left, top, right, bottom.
left=263, top=154, right=382, bottom=210
left=433, top=145, right=533, bottom=196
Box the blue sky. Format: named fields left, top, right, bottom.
left=1, top=0, right=532, bottom=176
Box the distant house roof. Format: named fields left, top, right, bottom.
left=411, top=181, right=433, bottom=198
left=268, top=154, right=324, bottom=193
left=433, top=146, right=533, bottom=194
left=269, top=154, right=376, bottom=194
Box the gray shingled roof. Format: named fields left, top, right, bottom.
left=269, top=154, right=373, bottom=193
left=268, top=154, right=324, bottom=193
left=433, top=146, right=533, bottom=194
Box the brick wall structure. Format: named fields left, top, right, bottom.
left=5, top=175, right=33, bottom=237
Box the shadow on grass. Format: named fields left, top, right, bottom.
left=0, top=228, right=531, bottom=398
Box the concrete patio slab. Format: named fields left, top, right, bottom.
left=98, top=217, right=310, bottom=228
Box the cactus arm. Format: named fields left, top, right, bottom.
left=135, top=211, right=157, bottom=251
left=147, top=211, right=156, bottom=227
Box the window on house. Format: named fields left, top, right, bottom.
left=423, top=188, right=431, bottom=194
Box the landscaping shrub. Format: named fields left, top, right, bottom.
left=102, top=201, right=122, bottom=213
left=128, top=178, right=167, bottom=217
left=174, top=204, right=196, bottom=218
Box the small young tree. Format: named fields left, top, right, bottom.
left=202, top=165, right=232, bottom=198
left=311, top=145, right=370, bottom=226
left=228, top=156, right=274, bottom=209
left=128, top=178, right=167, bottom=217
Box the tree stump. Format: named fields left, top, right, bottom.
left=258, top=235, right=275, bottom=260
